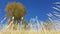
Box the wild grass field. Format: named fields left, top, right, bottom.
left=0, top=1, right=60, bottom=34
left=0, top=29, right=60, bottom=34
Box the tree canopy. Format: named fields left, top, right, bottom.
left=5, top=2, right=26, bottom=20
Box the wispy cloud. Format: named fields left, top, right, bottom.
left=53, top=2, right=60, bottom=4
left=48, top=14, right=60, bottom=30
left=52, top=7, right=60, bottom=11
left=54, top=14, right=60, bottom=17
left=56, top=5, right=60, bottom=8
left=53, top=11, right=59, bottom=14
left=47, top=13, right=53, bottom=17
left=0, top=17, right=6, bottom=24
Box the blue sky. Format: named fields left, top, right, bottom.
left=0, top=0, right=60, bottom=22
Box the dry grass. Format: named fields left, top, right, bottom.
left=0, top=24, right=60, bottom=34
left=0, top=29, right=60, bottom=34
left=0, top=22, right=60, bottom=34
